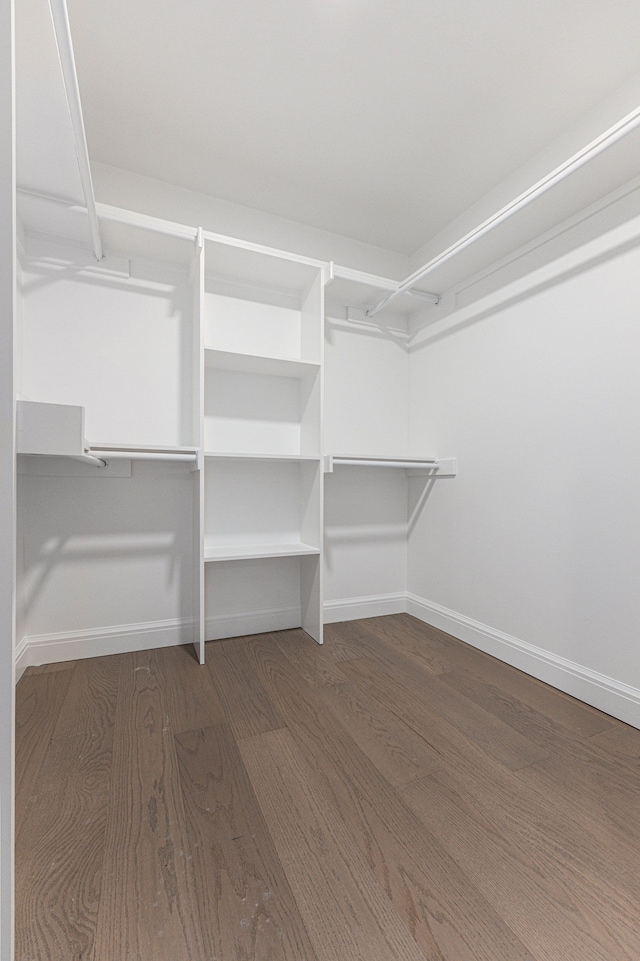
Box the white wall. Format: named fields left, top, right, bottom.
left=93, top=162, right=411, bottom=281
left=0, top=0, right=15, bottom=953
left=323, top=307, right=410, bottom=616
left=408, top=213, right=640, bottom=726
left=17, top=461, right=195, bottom=641
left=16, top=232, right=199, bottom=670
left=20, top=236, right=196, bottom=448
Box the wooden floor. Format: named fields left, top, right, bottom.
left=15, top=614, right=640, bottom=961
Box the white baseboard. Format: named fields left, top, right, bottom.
left=407, top=593, right=640, bottom=729
left=205, top=606, right=302, bottom=641
left=16, top=617, right=193, bottom=676
left=19, top=594, right=638, bottom=730
left=16, top=607, right=306, bottom=676
left=323, top=592, right=407, bottom=623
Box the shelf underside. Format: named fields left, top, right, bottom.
left=204, top=347, right=319, bottom=379
left=204, top=451, right=319, bottom=462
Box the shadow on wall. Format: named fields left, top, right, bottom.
left=17, top=462, right=194, bottom=638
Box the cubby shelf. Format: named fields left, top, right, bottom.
left=204, top=347, right=320, bottom=379
left=204, top=542, right=320, bottom=562
left=204, top=451, right=320, bottom=462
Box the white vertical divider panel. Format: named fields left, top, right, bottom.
left=300, top=269, right=325, bottom=643
left=192, top=230, right=205, bottom=663
left=0, top=0, right=16, bottom=953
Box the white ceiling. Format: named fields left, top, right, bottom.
left=22, top=0, right=640, bottom=255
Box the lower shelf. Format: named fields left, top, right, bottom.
left=204, top=542, right=320, bottom=562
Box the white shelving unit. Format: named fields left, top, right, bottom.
left=198, top=235, right=326, bottom=654
left=15, top=204, right=455, bottom=672
left=204, top=543, right=321, bottom=562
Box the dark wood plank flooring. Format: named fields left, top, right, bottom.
left=15, top=614, right=640, bottom=961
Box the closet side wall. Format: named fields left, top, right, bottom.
left=0, top=0, right=16, bottom=951
left=408, top=219, right=640, bottom=727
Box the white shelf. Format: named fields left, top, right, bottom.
left=204, top=451, right=320, bottom=462
left=204, top=347, right=320, bottom=379
left=17, top=400, right=86, bottom=457
left=204, top=541, right=320, bottom=562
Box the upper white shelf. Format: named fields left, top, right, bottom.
left=204, top=541, right=320, bottom=562
left=324, top=455, right=457, bottom=475
left=204, top=347, right=320, bottom=379
left=204, top=452, right=320, bottom=462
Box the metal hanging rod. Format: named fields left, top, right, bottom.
left=90, top=449, right=198, bottom=463
left=48, top=0, right=103, bottom=262
left=326, top=455, right=441, bottom=470
left=365, top=103, right=640, bottom=319
left=330, top=263, right=440, bottom=306
left=407, top=290, right=440, bottom=305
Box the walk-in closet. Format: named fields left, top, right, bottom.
left=4, top=0, right=640, bottom=958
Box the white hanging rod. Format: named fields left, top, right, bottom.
left=408, top=290, right=440, bottom=305
left=330, top=457, right=440, bottom=469
left=90, top=449, right=198, bottom=463
left=366, top=103, right=640, bottom=318
left=330, top=263, right=440, bottom=305
left=48, top=0, right=103, bottom=262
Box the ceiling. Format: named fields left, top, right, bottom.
left=18, top=0, right=640, bottom=256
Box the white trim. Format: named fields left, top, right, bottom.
left=16, top=617, right=194, bottom=674
left=17, top=594, right=639, bottom=732
left=205, top=605, right=302, bottom=641
left=407, top=594, right=640, bottom=730
left=323, top=592, right=407, bottom=623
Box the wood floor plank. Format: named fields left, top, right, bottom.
left=15, top=670, right=74, bottom=839
left=16, top=679, right=115, bottom=961
left=240, top=727, right=431, bottom=961
left=321, top=619, right=389, bottom=662
left=91, top=650, right=207, bottom=961
left=246, top=636, right=536, bottom=961
left=357, top=613, right=456, bottom=674
left=51, top=653, right=121, bottom=742
left=314, top=677, right=443, bottom=786
left=158, top=642, right=226, bottom=734
left=24, top=659, right=78, bottom=675
left=15, top=616, right=640, bottom=961
left=338, top=653, right=640, bottom=892
left=398, top=721, right=640, bottom=920
left=206, top=637, right=285, bottom=740
left=275, top=628, right=349, bottom=686
left=527, top=734, right=640, bottom=846
left=343, top=652, right=549, bottom=771
left=588, top=721, right=640, bottom=760
left=175, top=722, right=319, bottom=961
left=373, top=614, right=614, bottom=738
left=401, top=773, right=640, bottom=961
left=440, top=663, right=614, bottom=741
left=330, top=623, right=549, bottom=770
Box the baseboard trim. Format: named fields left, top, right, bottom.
left=16, top=606, right=308, bottom=674
left=323, top=592, right=407, bottom=623
left=205, top=606, right=302, bottom=641
left=407, top=593, right=640, bottom=729
left=16, top=617, right=193, bottom=675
